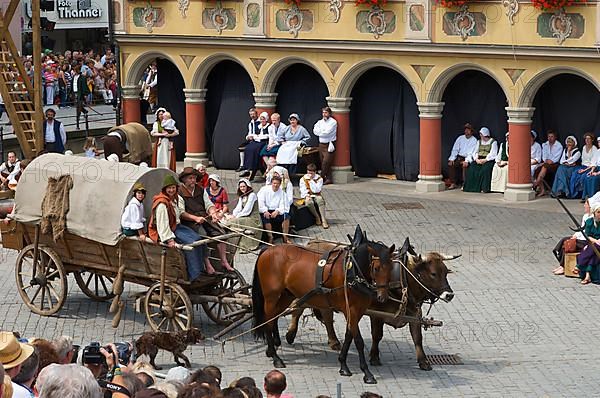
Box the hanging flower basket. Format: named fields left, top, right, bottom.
left=354, top=0, right=387, bottom=8
left=532, top=0, right=586, bottom=11
left=434, top=0, right=469, bottom=8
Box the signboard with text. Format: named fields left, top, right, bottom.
left=24, top=0, right=109, bottom=29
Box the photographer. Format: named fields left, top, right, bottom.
left=93, top=343, right=143, bottom=398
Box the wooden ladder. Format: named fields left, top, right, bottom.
left=0, top=38, right=41, bottom=159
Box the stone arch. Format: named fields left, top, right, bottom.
left=191, top=53, right=256, bottom=90
left=125, top=50, right=182, bottom=87
left=335, top=59, right=419, bottom=99
left=427, top=63, right=511, bottom=105
left=261, top=56, right=330, bottom=94
left=518, top=66, right=600, bottom=107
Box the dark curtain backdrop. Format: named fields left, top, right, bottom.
left=350, top=67, right=420, bottom=180
left=156, top=59, right=186, bottom=160
left=532, top=74, right=600, bottom=144
left=205, top=61, right=255, bottom=169
left=441, top=71, right=508, bottom=177
left=274, top=64, right=328, bottom=147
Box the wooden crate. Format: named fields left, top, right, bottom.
left=0, top=219, right=23, bottom=250
left=564, top=253, right=580, bottom=278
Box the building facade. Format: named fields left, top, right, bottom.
left=115, top=0, right=600, bottom=201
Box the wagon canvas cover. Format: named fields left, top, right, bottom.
left=12, top=154, right=176, bottom=246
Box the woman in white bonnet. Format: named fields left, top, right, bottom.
left=224, top=178, right=262, bottom=251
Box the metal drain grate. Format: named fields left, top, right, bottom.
left=382, top=202, right=425, bottom=210
left=427, top=354, right=463, bottom=365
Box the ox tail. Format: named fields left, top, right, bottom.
left=251, top=247, right=269, bottom=341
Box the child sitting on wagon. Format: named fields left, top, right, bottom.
left=121, top=183, right=147, bottom=240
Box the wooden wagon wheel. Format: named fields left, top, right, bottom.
left=74, top=271, right=116, bottom=301
left=144, top=281, right=194, bottom=332
left=201, top=269, right=250, bottom=326
left=15, top=244, right=67, bottom=316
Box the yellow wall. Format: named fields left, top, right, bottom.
left=120, top=43, right=600, bottom=107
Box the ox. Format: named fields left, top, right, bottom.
left=285, top=238, right=457, bottom=371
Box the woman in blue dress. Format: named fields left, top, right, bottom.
left=551, top=135, right=580, bottom=198
left=569, top=132, right=597, bottom=199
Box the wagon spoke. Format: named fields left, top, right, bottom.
left=85, top=273, right=94, bottom=288
left=148, top=302, right=162, bottom=308
left=94, top=275, right=100, bottom=297
left=45, top=287, right=54, bottom=309
left=40, top=286, right=46, bottom=309
left=46, top=269, right=59, bottom=279
left=157, top=317, right=167, bottom=329
left=174, top=306, right=187, bottom=312
left=174, top=317, right=186, bottom=331
left=19, top=272, right=33, bottom=278
left=176, top=313, right=189, bottom=321
left=166, top=319, right=171, bottom=332
left=48, top=284, right=62, bottom=301
left=99, top=277, right=110, bottom=295
left=29, top=285, right=42, bottom=303
left=149, top=312, right=161, bottom=318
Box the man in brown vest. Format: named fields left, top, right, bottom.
left=178, top=167, right=234, bottom=272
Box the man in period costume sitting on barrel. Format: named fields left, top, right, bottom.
left=0, top=151, right=20, bottom=190
left=148, top=174, right=217, bottom=278
left=178, top=167, right=235, bottom=272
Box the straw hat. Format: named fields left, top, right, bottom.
left=133, top=182, right=146, bottom=193
left=162, top=174, right=179, bottom=189
left=178, top=167, right=200, bottom=182
left=0, top=331, right=34, bottom=369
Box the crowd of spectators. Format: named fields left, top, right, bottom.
left=32, top=48, right=118, bottom=111
left=0, top=331, right=384, bottom=398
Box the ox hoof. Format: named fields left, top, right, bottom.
left=273, top=358, right=286, bottom=368
left=419, top=361, right=432, bottom=371
left=363, top=375, right=377, bottom=384
left=285, top=331, right=296, bottom=345
left=369, top=358, right=382, bottom=367
left=339, top=367, right=352, bottom=377
left=329, top=340, right=341, bottom=351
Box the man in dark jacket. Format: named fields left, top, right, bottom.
left=44, top=108, right=66, bottom=153
left=72, top=65, right=89, bottom=130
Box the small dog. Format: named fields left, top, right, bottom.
left=134, top=328, right=205, bottom=370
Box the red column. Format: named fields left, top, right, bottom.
left=327, top=97, right=353, bottom=183
left=505, top=107, right=535, bottom=201
left=332, top=111, right=350, bottom=167
left=416, top=102, right=445, bottom=192
left=253, top=93, right=277, bottom=118
left=121, top=86, right=141, bottom=124
left=183, top=89, right=208, bottom=167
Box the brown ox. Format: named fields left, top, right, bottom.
left=286, top=238, right=456, bottom=371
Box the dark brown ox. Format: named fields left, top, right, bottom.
left=286, top=238, right=456, bottom=371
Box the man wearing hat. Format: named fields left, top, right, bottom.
left=121, top=182, right=147, bottom=240
left=44, top=108, right=67, bottom=154
left=178, top=168, right=234, bottom=272
left=463, top=127, right=498, bottom=193
left=447, top=123, right=478, bottom=189
left=148, top=174, right=217, bottom=277
left=0, top=331, right=34, bottom=393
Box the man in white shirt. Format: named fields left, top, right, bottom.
left=300, top=163, right=328, bottom=228
left=313, top=106, right=337, bottom=185
left=533, top=130, right=563, bottom=197
left=447, top=123, right=478, bottom=189
left=43, top=108, right=67, bottom=153
left=144, top=63, right=158, bottom=112
left=258, top=175, right=291, bottom=243
left=0, top=151, right=19, bottom=190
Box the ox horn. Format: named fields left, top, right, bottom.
left=440, top=253, right=462, bottom=261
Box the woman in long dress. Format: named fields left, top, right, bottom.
left=569, top=132, right=597, bottom=199
left=551, top=136, right=581, bottom=198
left=150, top=107, right=178, bottom=171
left=490, top=132, right=509, bottom=193
left=463, top=127, right=498, bottom=193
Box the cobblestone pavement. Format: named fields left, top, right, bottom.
left=1, top=179, right=598, bottom=397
